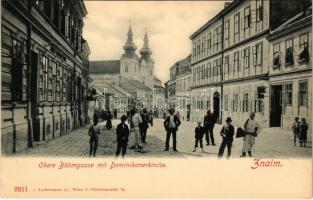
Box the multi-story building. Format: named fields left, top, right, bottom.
left=175, top=56, right=192, bottom=121
left=268, top=8, right=312, bottom=131
left=1, top=0, right=90, bottom=154
left=189, top=0, right=310, bottom=127
left=153, top=76, right=166, bottom=118
left=168, top=55, right=191, bottom=112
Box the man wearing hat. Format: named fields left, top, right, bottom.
left=163, top=108, right=181, bottom=151
left=116, top=115, right=130, bottom=158
left=217, top=117, right=234, bottom=159
left=140, top=108, right=150, bottom=144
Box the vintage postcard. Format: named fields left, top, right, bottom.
left=0, top=0, right=312, bottom=198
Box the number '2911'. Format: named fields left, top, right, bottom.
left=14, top=186, right=27, bottom=192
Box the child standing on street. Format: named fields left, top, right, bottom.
left=292, top=117, right=300, bottom=146
left=193, top=122, right=204, bottom=152
left=88, top=115, right=100, bottom=157
left=116, top=115, right=130, bottom=158
left=299, top=118, right=308, bottom=147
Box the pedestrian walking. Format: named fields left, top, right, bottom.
left=217, top=117, right=234, bottom=159
left=115, top=115, right=130, bottom=158
left=292, top=117, right=301, bottom=146
left=88, top=115, right=100, bottom=157
left=193, top=122, right=205, bottom=152
left=140, top=108, right=150, bottom=144
left=203, top=110, right=216, bottom=146
left=106, top=111, right=112, bottom=129
left=130, top=108, right=143, bottom=149
left=163, top=108, right=181, bottom=151
left=299, top=118, right=308, bottom=147
left=148, top=110, right=154, bottom=126
left=240, top=112, right=260, bottom=157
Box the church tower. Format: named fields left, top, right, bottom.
left=120, top=24, right=139, bottom=80
left=139, top=30, right=154, bottom=89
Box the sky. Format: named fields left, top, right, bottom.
left=83, top=1, right=227, bottom=83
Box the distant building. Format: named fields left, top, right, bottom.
left=153, top=76, right=166, bottom=118
left=89, top=25, right=164, bottom=112
left=166, top=55, right=192, bottom=120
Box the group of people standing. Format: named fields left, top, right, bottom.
left=88, top=107, right=309, bottom=159
left=191, top=111, right=260, bottom=159
left=292, top=117, right=308, bottom=147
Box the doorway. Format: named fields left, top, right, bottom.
left=270, top=85, right=282, bottom=127
left=213, top=92, right=220, bottom=123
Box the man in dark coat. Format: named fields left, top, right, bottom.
left=139, top=108, right=150, bottom=143
left=115, top=115, right=130, bottom=158
left=217, top=117, right=234, bottom=159
left=203, top=110, right=216, bottom=146
left=163, top=108, right=181, bottom=151
left=106, top=111, right=112, bottom=129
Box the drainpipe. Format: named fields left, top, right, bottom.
left=220, top=15, right=225, bottom=124
left=27, top=0, right=33, bottom=147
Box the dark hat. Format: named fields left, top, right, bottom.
left=226, top=117, right=232, bottom=122
left=121, top=115, right=127, bottom=121
left=169, top=108, right=175, bottom=112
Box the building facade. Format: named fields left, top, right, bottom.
left=153, top=76, right=166, bottom=118
left=189, top=0, right=310, bottom=128
left=1, top=0, right=90, bottom=154
left=268, top=9, right=312, bottom=131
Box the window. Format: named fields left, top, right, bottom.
left=299, top=33, right=309, bottom=63
left=125, top=65, right=128, bottom=73
left=213, top=60, right=217, bottom=77
left=202, top=36, right=205, bottom=55
left=256, top=0, right=264, bottom=22
left=217, top=58, right=222, bottom=77
left=207, top=33, right=212, bottom=55
left=285, top=83, right=292, bottom=106
left=285, top=39, right=294, bottom=65
left=193, top=69, right=196, bottom=82
left=197, top=66, right=200, bottom=81
left=217, top=26, right=222, bottom=52
left=224, top=94, right=229, bottom=111
left=193, top=43, right=196, bottom=61
left=201, top=64, right=205, bottom=79
left=197, top=40, right=201, bottom=59
left=233, top=94, right=238, bottom=112
left=244, top=6, right=251, bottom=33
left=233, top=51, right=240, bottom=72
left=234, top=13, right=240, bottom=43
left=224, top=20, right=230, bottom=47
left=273, top=43, right=281, bottom=68
left=242, top=93, right=249, bottom=112
left=299, top=81, right=308, bottom=106
left=11, top=39, right=25, bottom=102
left=242, top=47, right=250, bottom=69
left=224, top=55, right=230, bottom=75
left=253, top=43, right=263, bottom=66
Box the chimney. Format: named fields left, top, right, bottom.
left=224, top=1, right=232, bottom=8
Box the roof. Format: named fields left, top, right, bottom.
left=89, top=60, right=120, bottom=74
left=269, top=8, right=312, bottom=40
left=190, top=0, right=241, bottom=39
left=119, top=77, right=152, bottom=94
left=92, top=83, right=129, bottom=98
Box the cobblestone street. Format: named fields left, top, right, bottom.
left=15, top=119, right=311, bottom=158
